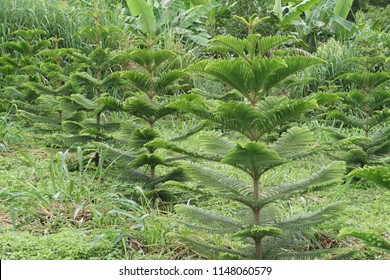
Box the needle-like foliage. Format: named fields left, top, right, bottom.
left=155, top=19, right=348, bottom=259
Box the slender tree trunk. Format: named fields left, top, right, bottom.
left=94, top=69, right=102, bottom=166
left=253, top=176, right=262, bottom=259
left=150, top=165, right=156, bottom=180
left=365, top=107, right=369, bottom=139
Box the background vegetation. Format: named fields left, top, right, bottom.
left=0, top=0, right=389, bottom=260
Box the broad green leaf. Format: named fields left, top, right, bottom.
left=333, top=0, right=354, bottom=19
left=281, top=0, right=321, bottom=26
left=125, top=0, right=156, bottom=35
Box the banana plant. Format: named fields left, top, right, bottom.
left=125, top=0, right=218, bottom=46
left=273, top=0, right=359, bottom=51
left=151, top=27, right=349, bottom=259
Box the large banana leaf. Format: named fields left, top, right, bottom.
left=125, top=0, right=156, bottom=36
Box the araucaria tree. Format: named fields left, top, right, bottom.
left=152, top=17, right=348, bottom=259
left=117, top=37, right=188, bottom=199
left=327, top=56, right=390, bottom=169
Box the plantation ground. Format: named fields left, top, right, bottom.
left=0, top=136, right=389, bottom=260
left=1, top=0, right=389, bottom=260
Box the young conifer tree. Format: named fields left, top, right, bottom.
left=0, top=29, right=51, bottom=112
left=117, top=35, right=189, bottom=200
left=50, top=8, right=125, bottom=161
left=151, top=16, right=348, bottom=259
left=16, top=37, right=82, bottom=135
left=327, top=56, right=390, bottom=170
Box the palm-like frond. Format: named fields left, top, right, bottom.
left=130, top=154, right=166, bottom=169
left=124, top=96, right=176, bottom=122
left=339, top=228, right=390, bottom=252
left=121, top=71, right=150, bottom=93
left=126, top=49, right=176, bottom=72
left=275, top=203, right=347, bottom=231
left=349, top=165, right=390, bottom=189
left=259, top=161, right=346, bottom=207
left=101, top=72, right=125, bottom=88
left=198, top=131, right=235, bottom=156
left=369, top=110, right=390, bottom=128
left=180, top=163, right=253, bottom=206
left=233, top=226, right=283, bottom=239
left=88, top=47, right=114, bottom=69
left=328, top=110, right=365, bottom=129
left=256, top=35, right=294, bottom=56
left=17, top=110, right=58, bottom=124
left=24, top=82, right=56, bottom=95
left=221, top=142, right=287, bottom=178
left=129, top=128, right=159, bottom=150
left=270, top=127, right=316, bottom=159
left=71, top=72, right=99, bottom=88
left=94, top=143, right=136, bottom=163
left=251, top=57, right=287, bottom=99
left=208, top=35, right=246, bottom=57
left=169, top=120, right=210, bottom=142
left=124, top=96, right=154, bottom=122
left=264, top=56, right=325, bottom=92
left=209, top=35, right=293, bottom=59
left=62, top=121, right=83, bottom=134
left=168, top=93, right=216, bottom=121
left=338, top=72, right=390, bottom=90
left=370, top=90, right=390, bottom=108
left=203, top=58, right=254, bottom=97
left=59, top=94, right=97, bottom=111
left=175, top=204, right=245, bottom=230
left=176, top=235, right=248, bottom=257
left=147, top=138, right=222, bottom=162
left=95, top=96, right=124, bottom=113
left=170, top=95, right=317, bottom=141
left=154, top=69, right=186, bottom=92
left=344, top=56, right=387, bottom=71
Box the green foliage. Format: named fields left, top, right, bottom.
left=326, top=56, right=390, bottom=169
left=159, top=22, right=348, bottom=259
left=339, top=228, right=390, bottom=253
left=0, top=0, right=389, bottom=261
left=113, top=39, right=190, bottom=199
left=0, top=0, right=129, bottom=50
left=274, top=0, right=359, bottom=51
left=0, top=109, right=23, bottom=152
left=0, top=227, right=124, bottom=260
left=350, top=165, right=390, bottom=189
left=125, top=0, right=156, bottom=36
